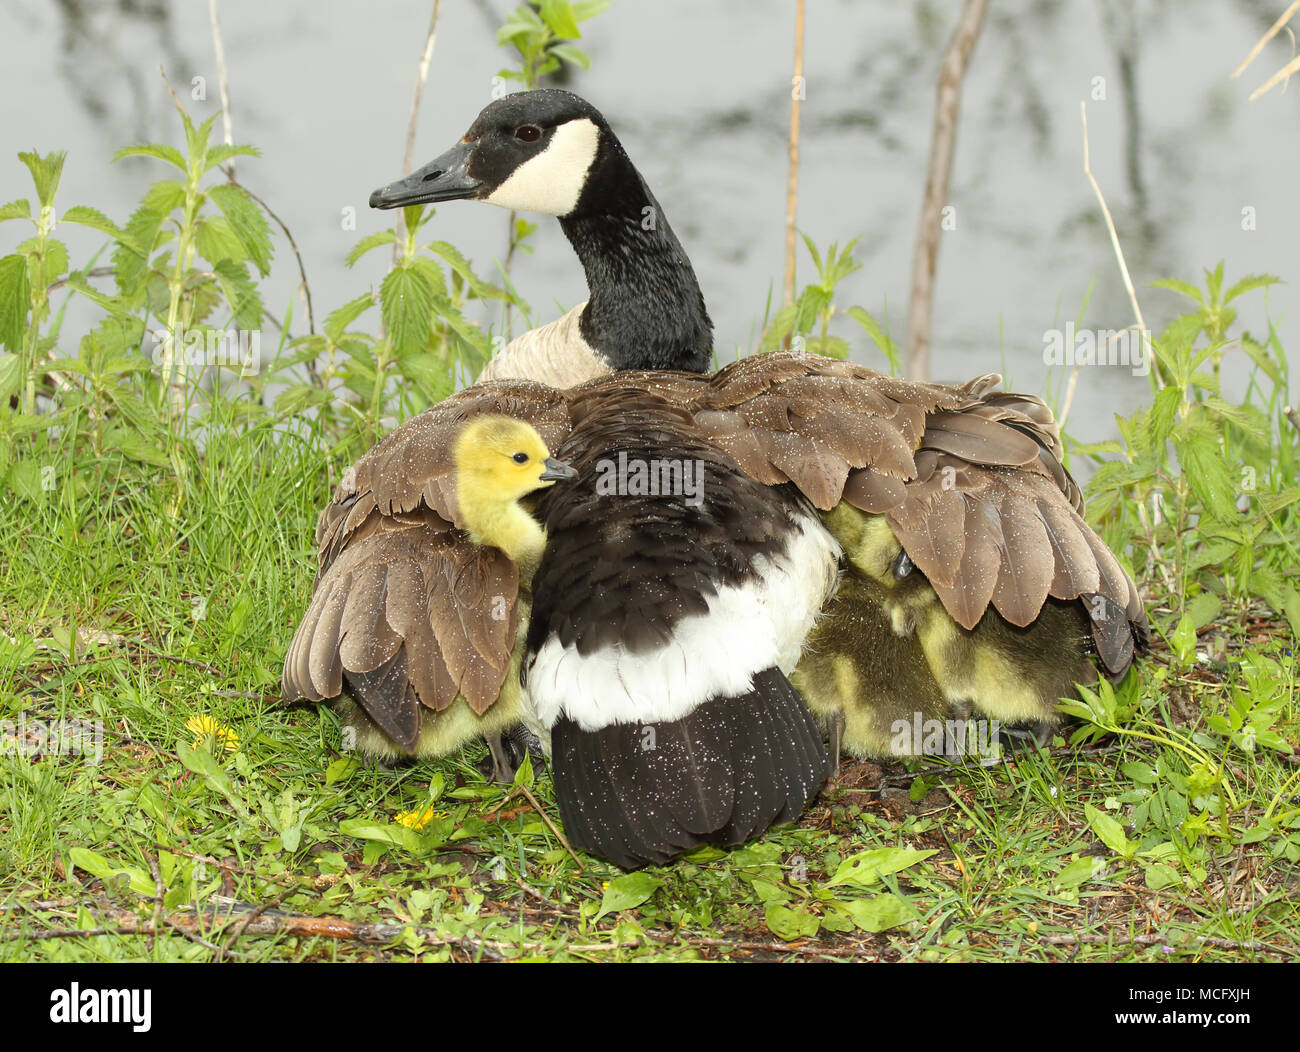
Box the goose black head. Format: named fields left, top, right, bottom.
left=369, top=90, right=614, bottom=218
left=370, top=90, right=713, bottom=374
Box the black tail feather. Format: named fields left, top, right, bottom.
left=551, top=667, right=828, bottom=869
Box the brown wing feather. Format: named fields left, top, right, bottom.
left=282, top=380, right=572, bottom=738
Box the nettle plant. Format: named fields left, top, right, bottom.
left=292, top=208, right=509, bottom=449
left=0, top=109, right=282, bottom=501
left=758, top=234, right=901, bottom=372
left=1082, top=265, right=1298, bottom=642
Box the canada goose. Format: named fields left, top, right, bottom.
left=282, top=410, right=574, bottom=782
left=365, top=89, right=1147, bottom=769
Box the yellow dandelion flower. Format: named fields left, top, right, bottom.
left=394, top=806, right=448, bottom=831
left=185, top=715, right=239, bottom=753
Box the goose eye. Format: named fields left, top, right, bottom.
left=514, top=124, right=543, bottom=143
left=512, top=452, right=529, bottom=464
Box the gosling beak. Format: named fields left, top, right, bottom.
left=369, top=141, right=482, bottom=210
left=539, top=457, right=577, bottom=482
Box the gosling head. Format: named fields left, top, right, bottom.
left=369, top=89, right=614, bottom=218
left=452, top=416, right=576, bottom=557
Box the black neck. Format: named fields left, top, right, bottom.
left=559, top=146, right=712, bottom=374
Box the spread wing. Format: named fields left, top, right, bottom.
left=585, top=353, right=1146, bottom=677
left=280, top=380, right=572, bottom=749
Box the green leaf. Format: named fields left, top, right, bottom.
left=1180, top=435, right=1239, bottom=521
left=111, top=206, right=168, bottom=294
left=764, top=903, right=820, bottom=941
left=0, top=254, right=31, bottom=351
left=1151, top=277, right=1204, bottom=305
left=141, top=179, right=187, bottom=215
left=324, top=292, right=376, bottom=341
left=593, top=872, right=662, bottom=921
left=1055, top=855, right=1106, bottom=889
left=426, top=241, right=508, bottom=300
left=212, top=259, right=264, bottom=330
left=68, top=848, right=156, bottom=897
left=1185, top=591, right=1222, bottom=631
left=18, top=150, right=66, bottom=209
left=539, top=0, right=581, bottom=37
left=748, top=877, right=793, bottom=905
left=396, top=346, right=454, bottom=404
left=1085, top=803, right=1133, bottom=858
left=103, top=425, right=170, bottom=468
left=571, top=0, right=613, bottom=21
left=0, top=352, right=19, bottom=403
left=1169, top=613, right=1197, bottom=665
left=833, top=893, right=919, bottom=933
left=1221, top=272, right=1280, bottom=304
left=548, top=43, right=591, bottom=69
left=498, top=5, right=546, bottom=47
left=194, top=215, right=247, bottom=266
left=1147, top=386, right=1181, bottom=446
left=338, top=818, right=428, bottom=854
left=1204, top=261, right=1225, bottom=305
left=0, top=199, right=32, bottom=223
left=1120, top=760, right=1158, bottom=785
left=114, top=143, right=188, bottom=172
left=207, top=183, right=273, bottom=276
left=380, top=264, right=436, bottom=358
left=60, top=204, right=131, bottom=248
left=825, top=847, right=936, bottom=889
left=846, top=305, right=900, bottom=372
left=1279, top=586, right=1300, bottom=642
left=1238, top=334, right=1283, bottom=387
left=204, top=143, right=262, bottom=173
left=345, top=229, right=397, bottom=267
left=1142, top=863, right=1181, bottom=891
left=177, top=741, right=236, bottom=801
left=184, top=115, right=218, bottom=171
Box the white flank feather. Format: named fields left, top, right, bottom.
left=525, top=507, right=840, bottom=732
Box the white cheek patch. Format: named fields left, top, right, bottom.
left=484, top=118, right=601, bottom=217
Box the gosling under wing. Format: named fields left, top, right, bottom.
left=281, top=381, right=573, bottom=760
left=281, top=505, right=523, bottom=756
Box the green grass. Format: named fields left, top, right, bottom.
left=1, top=416, right=1296, bottom=962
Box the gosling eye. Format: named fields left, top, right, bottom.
left=893, top=550, right=914, bottom=579
left=512, top=451, right=529, bottom=464
left=514, top=124, right=543, bottom=143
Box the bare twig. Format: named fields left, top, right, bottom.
left=1080, top=101, right=1161, bottom=387
left=208, top=0, right=235, bottom=176
left=1232, top=1, right=1300, bottom=78
left=216, top=882, right=297, bottom=962
left=905, top=0, right=989, bottom=380
left=395, top=0, right=444, bottom=263
left=47, top=265, right=116, bottom=293
left=782, top=0, right=806, bottom=313
left=1249, top=52, right=1300, bottom=99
